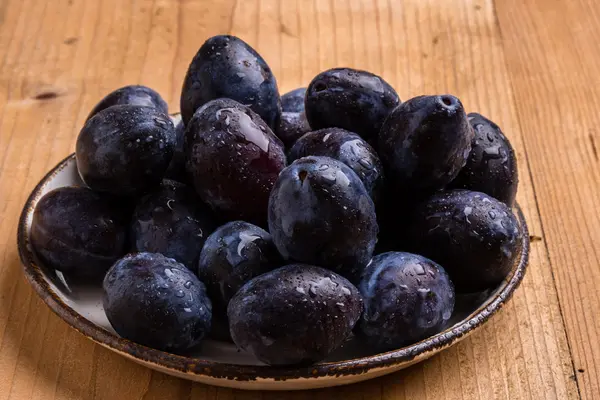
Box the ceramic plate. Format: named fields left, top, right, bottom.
left=17, top=154, right=530, bottom=390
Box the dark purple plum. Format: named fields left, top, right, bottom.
left=268, top=156, right=378, bottom=281
left=76, top=105, right=175, bottom=196
left=103, top=253, right=212, bottom=352
left=378, top=95, right=474, bottom=198
left=130, top=180, right=217, bottom=270
left=185, top=98, right=286, bottom=226
left=31, top=187, right=128, bottom=277
left=406, top=190, right=522, bottom=292
left=281, top=87, right=306, bottom=112
left=86, top=85, right=168, bottom=121
left=197, top=221, right=282, bottom=316
left=275, top=111, right=311, bottom=149
left=164, top=114, right=188, bottom=183
left=288, top=128, right=384, bottom=203
left=276, top=87, right=311, bottom=147
left=228, top=264, right=363, bottom=366
left=305, top=68, right=400, bottom=141
left=450, top=112, right=518, bottom=206
left=180, top=35, right=281, bottom=129
left=357, top=252, right=455, bottom=350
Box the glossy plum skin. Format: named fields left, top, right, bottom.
left=305, top=68, right=400, bottom=141
left=268, top=156, right=378, bottom=281
left=103, top=253, right=212, bottom=352
left=357, top=252, right=455, bottom=351
left=185, top=98, right=287, bottom=226
left=197, top=221, right=282, bottom=315
left=281, top=88, right=306, bottom=112
left=31, top=187, right=128, bottom=277
left=378, top=95, right=474, bottom=198
left=276, top=111, right=311, bottom=149
left=276, top=88, right=311, bottom=147
left=86, top=85, right=168, bottom=121
left=76, top=105, right=175, bottom=196
left=450, top=113, right=518, bottom=206
left=130, top=180, right=217, bottom=270
left=406, top=190, right=522, bottom=292
left=164, top=114, right=188, bottom=183
left=288, top=128, right=384, bottom=203
left=228, top=264, right=363, bottom=366
left=180, top=35, right=281, bottom=129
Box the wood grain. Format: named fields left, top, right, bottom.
left=495, top=1, right=600, bottom=399
left=0, top=0, right=595, bottom=399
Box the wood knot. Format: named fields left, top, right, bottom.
left=63, top=37, right=79, bottom=45
left=34, top=91, right=61, bottom=101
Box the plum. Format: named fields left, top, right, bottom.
left=31, top=187, right=128, bottom=277
left=197, top=221, right=282, bottom=316
left=164, top=114, right=188, bottom=183
left=275, top=88, right=311, bottom=147
left=450, top=112, right=518, bottom=206
left=378, top=95, right=474, bottom=198
left=130, top=180, right=217, bottom=270
left=305, top=68, right=400, bottom=141
left=86, top=85, right=168, bottom=121
left=281, top=87, right=306, bottom=112
left=180, top=35, right=281, bottom=129
left=228, top=264, right=363, bottom=365
left=406, top=190, right=522, bottom=292
left=288, top=128, right=384, bottom=203
left=268, top=156, right=378, bottom=281
left=185, top=98, right=286, bottom=226
left=103, top=252, right=212, bottom=352
left=276, top=111, right=311, bottom=149
left=357, top=252, right=455, bottom=350
left=76, top=105, right=175, bottom=196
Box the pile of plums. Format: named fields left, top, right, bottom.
left=31, top=35, right=522, bottom=366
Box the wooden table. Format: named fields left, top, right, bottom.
left=0, top=0, right=598, bottom=398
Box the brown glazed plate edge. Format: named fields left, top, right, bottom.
left=16, top=153, right=531, bottom=382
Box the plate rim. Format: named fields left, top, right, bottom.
left=17, top=153, right=530, bottom=382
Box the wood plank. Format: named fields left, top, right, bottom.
left=0, top=0, right=589, bottom=399
left=494, top=0, right=600, bottom=399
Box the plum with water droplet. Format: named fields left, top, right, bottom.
left=358, top=252, right=455, bottom=350
left=228, top=264, right=363, bottom=365
left=31, top=186, right=128, bottom=278
left=450, top=112, right=518, bottom=206
left=378, top=95, right=474, bottom=199
left=288, top=128, right=384, bottom=203
left=103, top=252, right=212, bottom=352
left=130, top=180, right=217, bottom=270
left=305, top=68, right=400, bottom=141
left=197, top=221, right=282, bottom=317
left=406, top=190, right=522, bottom=292
left=164, top=114, right=188, bottom=183
left=185, top=98, right=286, bottom=226
left=275, top=88, right=311, bottom=148
left=76, top=105, right=176, bottom=196
left=86, top=85, right=168, bottom=121
left=276, top=111, right=311, bottom=149
left=281, top=87, right=306, bottom=112
left=268, top=156, right=378, bottom=281
left=180, top=35, right=281, bottom=129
